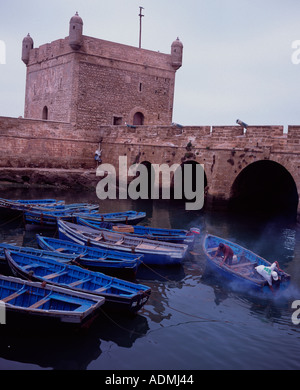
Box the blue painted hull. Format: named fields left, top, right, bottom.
left=74, top=210, right=146, bottom=224
left=58, top=220, right=188, bottom=265
left=0, top=243, right=79, bottom=266
left=36, top=234, right=142, bottom=273
left=0, top=198, right=65, bottom=218
left=76, top=217, right=197, bottom=248
left=24, top=209, right=145, bottom=227
left=0, top=274, right=104, bottom=327
left=203, top=234, right=291, bottom=294
left=5, top=250, right=151, bottom=314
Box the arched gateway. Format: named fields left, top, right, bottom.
left=229, top=160, right=299, bottom=215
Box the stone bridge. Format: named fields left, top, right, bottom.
left=99, top=124, right=300, bottom=216
left=0, top=116, right=300, bottom=216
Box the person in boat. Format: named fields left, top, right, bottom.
left=255, top=261, right=282, bottom=292
left=214, top=243, right=234, bottom=266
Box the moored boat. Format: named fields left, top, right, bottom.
left=0, top=243, right=77, bottom=266
left=24, top=209, right=145, bottom=228
left=77, top=217, right=199, bottom=247
left=5, top=250, right=151, bottom=314
left=202, top=234, right=291, bottom=293
left=0, top=198, right=65, bottom=218
left=24, top=207, right=98, bottom=228
left=36, top=234, right=142, bottom=274
left=0, top=274, right=105, bottom=327
left=74, top=210, right=146, bottom=224
left=58, top=220, right=188, bottom=265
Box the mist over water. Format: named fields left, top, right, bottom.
left=0, top=188, right=300, bottom=370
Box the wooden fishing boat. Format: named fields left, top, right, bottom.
left=77, top=217, right=199, bottom=248
left=202, top=234, right=291, bottom=293
left=5, top=250, right=151, bottom=314
left=74, top=210, right=146, bottom=224
left=58, top=220, right=188, bottom=265
left=26, top=202, right=99, bottom=213
left=24, top=207, right=98, bottom=228
left=0, top=274, right=105, bottom=327
left=0, top=243, right=78, bottom=266
left=0, top=198, right=64, bottom=208
left=24, top=209, right=145, bottom=228
left=36, top=235, right=142, bottom=274
left=0, top=198, right=65, bottom=218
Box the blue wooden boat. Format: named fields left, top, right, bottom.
left=24, top=207, right=98, bottom=228
left=58, top=220, right=188, bottom=265
left=0, top=198, right=65, bottom=217
left=26, top=203, right=99, bottom=213
left=0, top=274, right=105, bottom=327
left=76, top=218, right=199, bottom=248
left=5, top=250, right=151, bottom=314
left=202, top=234, right=291, bottom=293
left=36, top=235, right=142, bottom=274
left=74, top=210, right=146, bottom=224
left=0, top=198, right=64, bottom=207
left=0, top=243, right=78, bottom=266
left=24, top=209, right=145, bottom=228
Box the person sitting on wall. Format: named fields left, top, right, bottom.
left=213, top=243, right=234, bottom=266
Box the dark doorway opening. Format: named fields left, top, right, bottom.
left=133, top=112, right=144, bottom=125
left=42, top=106, right=48, bottom=120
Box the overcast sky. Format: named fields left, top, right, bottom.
left=0, top=0, right=299, bottom=129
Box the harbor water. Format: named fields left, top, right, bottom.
left=0, top=188, right=299, bottom=370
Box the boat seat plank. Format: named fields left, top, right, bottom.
left=2, top=290, right=25, bottom=303
left=207, top=247, right=219, bottom=253
left=28, top=297, right=50, bottom=309
left=93, top=286, right=109, bottom=293
left=114, top=238, right=124, bottom=245
left=23, top=263, right=40, bottom=270
left=232, top=262, right=257, bottom=269
left=68, top=278, right=91, bottom=287
left=44, top=271, right=68, bottom=280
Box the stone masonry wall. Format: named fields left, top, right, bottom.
left=0, top=116, right=99, bottom=169
left=1, top=117, right=300, bottom=211
left=24, top=35, right=177, bottom=128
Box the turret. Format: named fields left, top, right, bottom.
left=22, top=33, right=34, bottom=65
left=171, top=37, right=183, bottom=70
left=69, top=12, right=83, bottom=50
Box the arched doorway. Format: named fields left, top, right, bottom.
left=42, top=106, right=48, bottom=120
left=133, top=112, right=144, bottom=125
left=230, top=160, right=299, bottom=216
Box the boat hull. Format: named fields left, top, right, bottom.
left=36, top=235, right=142, bottom=275
left=77, top=217, right=196, bottom=248
left=5, top=250, right=151, bottom=314
left=0, top=274, right=104, bottom=328
left=58, top=220, right=187, bottom=265
left=202, top=234, right=291, bottom=294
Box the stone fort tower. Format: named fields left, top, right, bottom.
left=22, top=12, right=183, bottom=129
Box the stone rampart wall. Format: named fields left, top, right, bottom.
left=0, top=116, right=100, bottom=169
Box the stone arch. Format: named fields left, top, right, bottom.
left=229, top=160, right=299, bottom=216
left=133, top=112, right=144, bottom=125
left=128, top=107, right=146, bottom=126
